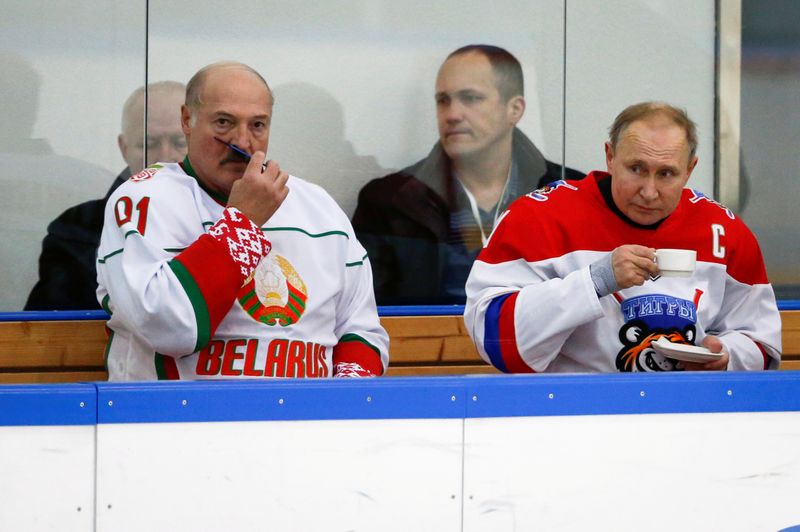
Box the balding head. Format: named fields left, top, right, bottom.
left=185, top=61, right=273, bottom=122
left=179, top=61, right=274, bottom=196
left=608, top=101, right=698, bottom=160
left=118, top=81, right=186, bottom=173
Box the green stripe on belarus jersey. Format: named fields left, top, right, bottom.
left=167, top=259, right=211, bottom=352
left=154, top=353, right=171, bottom=380
left=338, top=333, right=381, bottom=357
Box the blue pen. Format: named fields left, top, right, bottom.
left=214, top=136, right=252, bottom=160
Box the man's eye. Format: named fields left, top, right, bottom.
left=630, top=165, right=642, bottom=173
left=214, top=118, right=230, bottom=127
left=462, top=95, right=480, bottom=104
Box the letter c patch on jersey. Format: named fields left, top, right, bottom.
left=711, top=223, right=726, bottom=259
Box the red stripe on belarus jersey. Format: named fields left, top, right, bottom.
left=333, top=340, right=384, bottom=376
left=496, top=292, right=534, bottom=373
left=174, top=234, right=247, bottom=337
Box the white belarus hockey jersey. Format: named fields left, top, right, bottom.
left=97, top=160, right=388, bottom=380
left=465, top=172, right=782, bottom=373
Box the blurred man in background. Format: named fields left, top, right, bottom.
left=352, top=44, right=584, bottom=305
left=25, top=81, right=186, bottom=310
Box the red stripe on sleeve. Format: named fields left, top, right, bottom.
left=333, top=341, right=384, bottom=376
left=175, top=208, right=271, bottom=339
left=162, top=355, right=180, bottom=379
left=755, top=341, right=770, bottom=370
left=174, top=234, right=245, bottom=336
left=497, top=292, right=534, bottom=373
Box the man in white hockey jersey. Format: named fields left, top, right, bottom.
left=97, top=61, right=389, bottom=380
left=465, top=102, right=781, bottom=373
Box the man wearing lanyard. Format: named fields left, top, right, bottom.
left=352, top=44, right=585, bottom=305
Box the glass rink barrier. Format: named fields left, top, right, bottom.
left=2, top=373, right=800, bottom=531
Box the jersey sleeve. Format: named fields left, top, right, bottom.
left=331, top=221, right=389, bottom=377
left=707, top=223, right=782, bottom=370
left=464, top=201, right=604, bottom=372
left=96, top=176, right=270, bottom=357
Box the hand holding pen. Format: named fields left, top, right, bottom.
left=214, top=136, right=269, bottom=173
left=220, top=138, right=289, bottom=226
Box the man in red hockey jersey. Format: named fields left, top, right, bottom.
left=464, top=101, right=781, bottom=373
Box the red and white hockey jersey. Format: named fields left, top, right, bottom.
left=464, top=172, right=781, bottom=373
left=97, top=160, right=388, bottom=380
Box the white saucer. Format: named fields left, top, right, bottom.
left=651, top=337, right=723, bottom=363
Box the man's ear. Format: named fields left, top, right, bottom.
left=181, top=104, right=193, bottom=135
left=507, top=95, right=525, bottom=125
left=604, top=141, right=614, bottom=171
left=117, top=134, right=128, bottom=161
left=687, top=155, right=699, bottom=177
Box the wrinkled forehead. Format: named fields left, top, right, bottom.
left=617, top=117, right=691, bottom=161
left=202, top=66, right=273, bottom=107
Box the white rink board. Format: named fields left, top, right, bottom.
left=95, top=418, right=463, bottom=532
left=0, top=425, right=95, bottom=532
left=463, top=411, right=800, bottom=531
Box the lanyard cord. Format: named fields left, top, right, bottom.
left=457, top=169, right=512, bottom=247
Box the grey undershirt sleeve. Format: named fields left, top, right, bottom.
left=589, top=253, right=619, bottom=298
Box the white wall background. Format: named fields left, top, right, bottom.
left=0, top=0, right=716, bottom=310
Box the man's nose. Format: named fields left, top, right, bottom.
left=441, top=102, right=464, bottom=123
left=231, top=123, right=252, bottom=150
left=639, top=177, right=659, bottom=201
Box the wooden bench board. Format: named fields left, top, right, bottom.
left=0, top=312, right=798, bottom=382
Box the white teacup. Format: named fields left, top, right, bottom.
left=655, top=249, right=696, bottom=277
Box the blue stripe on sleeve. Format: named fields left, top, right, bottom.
left=483, top=293, right=513, bottom=373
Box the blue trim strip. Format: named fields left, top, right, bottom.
left=4, top=300, right=799, bottom=321
left=95, top=377, right=467, bottom=424
left=376, top=305, right=466, bottom=316
left=0, top=384, right=97, bottom=426
left=483, top=294, right=513, bottom=373
left=5, top=373, right=800, bottom=426
left=465, top=372, right=800, bottom=418
left=780, top=300, right=800, bottom=311
left=0, top=310, right=110, bottom=322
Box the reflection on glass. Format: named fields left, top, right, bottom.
left=0, top=1, right=145, bottom=311
left=268, top=82, right=385, bottom=218
left=24, top=82, right=187, bottom=310
left=0, top=50, right=115, bottom=310
left=352, top=45, right=584, bottom=305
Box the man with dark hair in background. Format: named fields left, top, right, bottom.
left=352, top=44, right=584, bottom=305
left=25, top=81, right=186, bottom=310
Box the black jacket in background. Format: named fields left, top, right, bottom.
left=24, top=168, right=130, bottom=310
left=352, top=129, right=585, bottom=305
